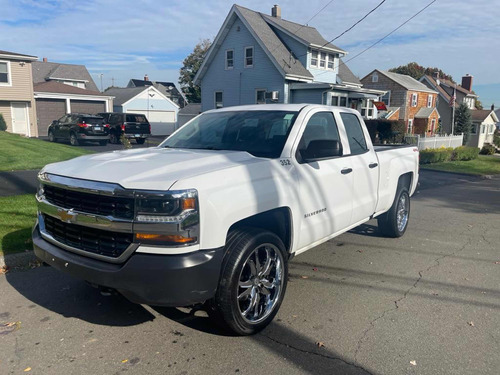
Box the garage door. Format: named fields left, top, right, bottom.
left=36, top=98, right=66, bottom=136
left=71, top=100, right=106, bottom=115
left=127, top=109, right=176, bottom=136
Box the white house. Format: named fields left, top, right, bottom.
left=104, top=86, right=179, bottom=136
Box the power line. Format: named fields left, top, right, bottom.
left=315, top=0, right=437, bottom=78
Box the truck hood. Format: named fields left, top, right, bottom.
left=42, top=147, right=261, bottom=190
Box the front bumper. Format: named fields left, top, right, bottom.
left=33, top=224, right=224, bottom=306
left=124, top=134, right=150, bottom=139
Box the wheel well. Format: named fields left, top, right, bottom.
left=398, top=172, right=413, bottom=191
left=227, top=207, right=292, bottom=252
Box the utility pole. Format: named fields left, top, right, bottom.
left=99, top=73, right=103, bottom=92
left=111, top=77, right=115, bottom=87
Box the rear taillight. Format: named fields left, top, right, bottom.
left=104, top=124, right=110, bottom=128
left=121, top=124, right=125, bottom=131
left=77, top=122, right=88, bottom=128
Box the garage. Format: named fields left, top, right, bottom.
left=71, top=100, right=106, bottom=115
left=127, top=109, right=176, bottom=135
left=35, top=98, right=66, bottom=136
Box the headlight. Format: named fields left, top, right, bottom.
left=134, top=189, right=199, bottom=246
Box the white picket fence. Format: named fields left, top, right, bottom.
left=404, top=134, right=464, bottom=150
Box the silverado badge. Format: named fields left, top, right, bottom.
left=57, top=208, right=77, bottom=223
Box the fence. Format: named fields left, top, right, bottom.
left=404, top=134, right=464, bottom=150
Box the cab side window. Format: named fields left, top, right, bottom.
left=340, top=113, right=368, bottom=155
left=296, top=112, right=342, bottom=162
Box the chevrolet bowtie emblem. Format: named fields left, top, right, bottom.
left=57, top=208, right=77, bottom=223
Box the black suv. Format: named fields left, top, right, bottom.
left=48, top=114, right=109, bottom=146
left=98, top=112, right=151, bottom=144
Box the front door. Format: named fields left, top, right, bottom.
left=11, top=102, right=29, bottom=135
left=294, top=111, right=353, bottom=250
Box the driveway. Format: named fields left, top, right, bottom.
left=1, top=171, right=499, bottom=374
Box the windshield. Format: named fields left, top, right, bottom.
left=160, top=110, right=299, bottom=158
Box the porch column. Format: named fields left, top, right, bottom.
left=65, top=98, right=71, bottom=113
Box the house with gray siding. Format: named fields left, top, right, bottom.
left=194, top=4, right=384, bottom=115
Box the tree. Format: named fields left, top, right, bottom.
left=179, top=39, right=212, bottom=103
left=454, top=103, right=472, bottom=144
left=389, top=62, right=454, bottom=82
left=0, top=113, right=6, bottom=131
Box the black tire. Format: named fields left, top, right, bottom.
left=48, top=130, right=56, bottom=142
left=69, top=132, right=79, bottom=146
left=378, top=187, right=410, bottom=237
left=99, top=140, right=108, bottom=146
left=135, top=138, right=145, bottom=144
left=212, top=228, right=288, bottom=335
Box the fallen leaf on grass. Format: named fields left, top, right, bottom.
left=121, top=359, right=128, bottom=363
left=24, top=368, right=31, bottom=372
left=494, top=261, right=500, bottom=265
left=316, top=342, right=325, bottom=348
left=468, top=321, right=475, bottom=327
left=0, top=266, right=10, bottom=274
left=410, top=360, right=416, bottom=366
left=357, top=250, right=364, bottom=253
left=312, top=268, right=318, bottom=271
left=300, top=275, right=309, bottom=279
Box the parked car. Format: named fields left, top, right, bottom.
left=98, top=112, right=151, bottom=144
left=34, top=104, right=419, bottom=335
left=48, top=114, right=109, bottom=146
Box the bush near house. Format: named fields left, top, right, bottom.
left=364, top=119, right=406, bottom=143
left=0, top=114, right=6, bottom=131
left=493, top=130, right=500, bottom=148
left=480, top=144, right=496, bottom=155
left=419, top=146, right=479, bottom=164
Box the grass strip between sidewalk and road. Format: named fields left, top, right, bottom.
left=0, top=131, right=92, bottom=171
left=421, top=155, right=500, bottom=175
left=0, top=194, right=37, bottom=256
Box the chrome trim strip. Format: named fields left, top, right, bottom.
left=38, top=173, right=134, bottom=197
left=37, top=195, right=133, bottom=233
left=38, top=213, right=138, bottom=264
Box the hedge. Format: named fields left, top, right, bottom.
left=419, top=146, right=479, bottom=164
left=0, top=114, right=6, bottom=131
left=480, top=144, right=496, bottom=155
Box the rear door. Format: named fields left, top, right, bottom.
left=293, top=110, right=353, bottom=250
left=124, top=114, right=150, bottom=135
left=337, top=111, right=379, bottom=225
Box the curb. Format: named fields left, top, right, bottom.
left=0, top=251, right=37, bottom=269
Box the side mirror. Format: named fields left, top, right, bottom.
left=302, top=139, right=342, bottom=162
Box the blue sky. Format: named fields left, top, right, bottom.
left=0, top=0, right=498, bottom=107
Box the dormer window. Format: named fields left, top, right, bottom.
left=427, top=94, right=433, bottom=108
left=225, top=49, right=234, bottom=70
left=372, top=72, right=378, bottom=83
left=319, top=52, right=326, bottom=68
left=311, top=50, right=318, bottom=67
left=328, top=54, right=335, bottom=69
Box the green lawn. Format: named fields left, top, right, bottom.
left=0, top=194, right=37, bottom=256
left=421, top=155, right=500, bottom=175
left=0, top=131, right=92, bottom=171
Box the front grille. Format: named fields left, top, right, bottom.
left=43, top=214, right=133, bottom=258
left=44, top=185, right=134, bottom=220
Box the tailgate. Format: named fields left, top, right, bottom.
left=124, top=122, right=150, bottom=134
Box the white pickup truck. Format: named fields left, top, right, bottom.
left=33, top=104, right=419, bottom=335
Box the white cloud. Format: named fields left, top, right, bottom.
left=0, top=0, right=498, bottom=98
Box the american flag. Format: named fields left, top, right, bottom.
left=449, top=86, right=456, bottom=107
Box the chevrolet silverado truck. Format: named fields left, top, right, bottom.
left=33, top=104, right=419, bottom=335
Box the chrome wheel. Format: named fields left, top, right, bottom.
left=396, top=193, right=409, bottom=232
left=237, top=243, right=284, bottom=324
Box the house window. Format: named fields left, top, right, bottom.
left=327, top=54, right=335, bottom=69
left=331, top=96, right=338, bottom=106
left=470, top=124, right=477, bottom=134
left=0, top=61, right=10, bottom=85
left=225, top=50, right=234, bottom=70
left=319, top=52, right=326, bottom=68
left=372, top=72, right=378, bottom=83
left=256, top=89, right=266, bottom=104
left=244, top=47, right=253, bottom=68
left=215, top=91, right=223, bottom=109
left=311, top=50, right=318, bottom=67
left=360, top=100, right=374, bottom=118
left=411, top=93, right=418, bottom=107
left=489, top=124, right=495, bottom=134
left=408, top=119, right=414, bottom=134
left=381, top=91, right=391, bottom=106
left=340, top=97, right=347, bottom=107
left=427, top=94, right=433, bottom=108
left=481, top=125, right=486, bottom=134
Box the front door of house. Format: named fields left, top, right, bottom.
left=11, top=102, right=29, bottom=135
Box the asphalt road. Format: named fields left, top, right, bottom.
left=1, top=171, right=499, bottom=375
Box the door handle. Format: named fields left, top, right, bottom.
left=341, top=168, right=353, bottom=175
left=369, top=163, right=378, bottom=168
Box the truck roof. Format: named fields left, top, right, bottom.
left=204, top=104, right=360, bottom=115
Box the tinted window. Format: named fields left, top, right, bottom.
left=340, top=113, right=368, bottom=155
left=82, top=117, right=104, bottom=125
left=299, top=112, right=340, bottom=149
left=126, top=114, right=148, bottom=123
left=161, top=110, right=298, bottom=158
left=110, top=114, right=121, bottom=123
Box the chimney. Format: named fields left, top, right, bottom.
left=461, top=74, right=473, bottom=91
left=432, top=71, right=439, bottom=80
left=42, top=57, right=47, bottom=62
left=492, top=104, right=495, bottom=111
left=271, top=4, right=281, bottom=18
left=144, top=74, right=149, bottom=81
